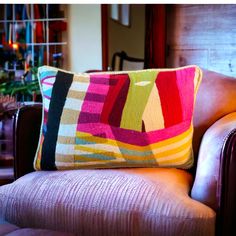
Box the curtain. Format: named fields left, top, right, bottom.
left=144, top=4, right=166, bottom=68
left=102, top=4, right=108, bottom=71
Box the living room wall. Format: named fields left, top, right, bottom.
left=68, top=4, right=102, bottom=73
left=108, top=5, right=145, bottom=69
left=166, top=4, right=236, bottom=77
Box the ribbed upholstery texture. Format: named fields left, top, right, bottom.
left=0, top=220, right=19, bottom=235
left=0, top=168, right=215, bottom=235
left=34, top=65, right=202, bottom=170
left=3, top=228, right=74, bottom=236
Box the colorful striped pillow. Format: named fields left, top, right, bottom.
left=34, top=65, right=202, bottom=170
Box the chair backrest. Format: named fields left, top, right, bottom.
left=111, top=51, right=145, bottom=71
left=193, top=69, right=236, bottom=157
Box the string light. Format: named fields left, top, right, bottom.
left=12, top=43, right=19, bottom=50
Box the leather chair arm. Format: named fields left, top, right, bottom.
left=191, top=112, right=236, bottom=208
left=218, top=126, right=236, bottom=236
left=13, top=103, right=42, bottom=179
left=191, top=112, right=236, bottom=235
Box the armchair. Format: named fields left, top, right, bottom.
left=0, top=69, right=236, bottom=235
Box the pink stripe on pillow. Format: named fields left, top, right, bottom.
left=176, top=67, right=195, bottom=120
left=77, top=121, right=190, bottom=146
left=81, top=101, right=104, bottom=114
left=87, top=83, right=110, bottom=95
left=42, top=81, right=54, bottom=86
left=41, top=75, right=56, bottom=83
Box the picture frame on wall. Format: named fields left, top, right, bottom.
left=110, top=4, right=130, bottom=27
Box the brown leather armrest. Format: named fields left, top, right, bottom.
left=191, top=112, right=236, bottom=235
left=14, top=103, right=42, bottom=179
left=191, top=112, right=236, bottom=209
left=218, top=127, right=236, bottom=236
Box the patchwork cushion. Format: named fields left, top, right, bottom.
left=34, top=66, right=202, bottom=170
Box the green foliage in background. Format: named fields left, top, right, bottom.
left=0, top=67, right=41, bottom=101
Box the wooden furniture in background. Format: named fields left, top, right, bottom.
left=166, top=4, right=236, bottom=77
left=111, top=51, right=144, bottom=71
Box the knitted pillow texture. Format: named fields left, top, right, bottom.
left=34, top=65, right=202, bottom=170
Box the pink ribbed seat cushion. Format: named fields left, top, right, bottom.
left=0, top=220, right=73, bottom=236
left=0, top=168, right=215, bottom=236
left=0, top=220, right=19, bottom=235
left=3, top=228, right=74, bottom=236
